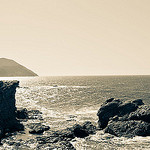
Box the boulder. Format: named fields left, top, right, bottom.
left=73, top=124, right=89, bottom=138
left=97, top=98, right=150, bottom=137
left=97, top=98, right=142, bottom=129
left=72, top=121, right=96, bottom=138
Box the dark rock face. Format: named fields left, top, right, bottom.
left=129, top=105, right=150, bottom=123
left=0, top=81, right=24, bottom=138
left=105, top=120, right=150, bottom=137
left=97, top=98, right=122, bottom=129
left=97, top=98, right=150, bottom=137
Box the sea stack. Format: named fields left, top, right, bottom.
left=0, top=81, right=24, bottom=138
left=0, top=58, right=38, bottom=77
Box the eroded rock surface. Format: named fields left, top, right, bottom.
left=97, top=98, right=150, bottom=137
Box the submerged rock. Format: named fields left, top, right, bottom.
left=16, top=108, right=28, bottom=119
left=28, top=123, right=50, bottom=134
left=27, top=109, right=43, bottom=120
left=36, top=140, right=76, bottom=150
left=97, top=98, right=150, bottom=137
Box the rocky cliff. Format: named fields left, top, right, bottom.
left=0, top=81, right=23, bottom=138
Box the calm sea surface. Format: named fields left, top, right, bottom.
left=1, top=75, right=150, bottom=149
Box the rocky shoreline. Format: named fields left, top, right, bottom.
left=0, top=81, right=150, bottom=149
left=97, top=98, right=150, bottom=137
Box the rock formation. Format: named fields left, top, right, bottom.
left=0, top=81, right=24, bottom=138
left=97, top=98, right=150, bottom=137
left=0, top=58, right=38, bottom=77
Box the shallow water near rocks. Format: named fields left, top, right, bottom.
left=0, top=75, right=150, bottom=149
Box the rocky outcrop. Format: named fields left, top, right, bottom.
left=15, top=105, right=96, bottom=149
left=97, top=98, right=150, bottom=137
left=0, top=81, right=24, bottom=138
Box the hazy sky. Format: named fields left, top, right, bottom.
left=0, top=0, right=150, bottom=76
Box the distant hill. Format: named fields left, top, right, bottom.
left=0, top=58, right=38, bottom=77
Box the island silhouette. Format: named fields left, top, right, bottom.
left=0, top=58, right=38, bottom=77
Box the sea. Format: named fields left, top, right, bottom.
left=1, top=75, right=150, bottom=150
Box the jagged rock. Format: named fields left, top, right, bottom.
left=97, top=98, right=122, bottom=129
left=129, top=105, right=150, bottom=123
left=97, top=98, right=150, bottom=137
left=28, top=123, right=50, bottom=134
left=97, top=98, right=142, bottom=129
left=82, top=121, right=97, bottom=134
left=105, top=120, right=150, bottom=137
left=118, top=100, right=138, bottom=116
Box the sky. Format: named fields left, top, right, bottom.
left=0, top=0, right=150, bottom=76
